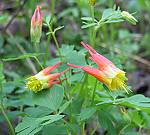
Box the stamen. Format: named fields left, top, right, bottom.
left=111, top=73, right=130, bottom=93
left=26, top=76, right=43, bottom=92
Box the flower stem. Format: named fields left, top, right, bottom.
left=48, top=25, right=70, bottom=88
left=0, top=65, right=15, bottom=135
left=51, top=0, right=55, bottom=17
left=89, top=4, right=98, bottom=105
left=44, top=31, right=51, bottom=66
left=90, top=124, right=98, bottom=135
left=81, top=122, right=85, bottom=135
left=44, top=0, right=55, bottom=66
left=89, top=5, right=96, bottom=47
left=33, top=56, right=44, bottom=69
left=34, top=42, right=39, bottom=53
left=79, top=74, right=88, bottom=97
left=91, top=79, right=97, bottom=105
left=0, top=103, right=15, bottom=135
left=49, top=26, right=62, bottom=60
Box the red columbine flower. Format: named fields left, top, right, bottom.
left=30, top=6, right=42, bottom=43
left=26, top=62, right=69, bottom=93
left=68, top=42, right=129, bottom=93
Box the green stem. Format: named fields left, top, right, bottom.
left=33, top=56, right=44, bottom=69
left=49, top=26, right=62, bottom=60
left=44, top=33, right=51, bottom=66
left=0, top=103, right=15, bottom=135
left=48, top=25, right=70, bottom=88
left=44, top=0, right=55, bottom=66
left=81, top=122, right=85, bottom=135
left=89, top=5, right=96, bottom=47
left=34, top=42, right=39, bottom=53
left=79, top=74, right=88, bottom=97
left=0, top=64, right=15, bottom=135
left=89, top=4, right=98, bottom=105
left=51, top=0, right=55, bottom=17
left=90, top=124, right=98, bottom=135
left=91, top=79, right=97, bottom=105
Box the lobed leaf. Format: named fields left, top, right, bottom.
left=32, top=85, right=64, bottom=111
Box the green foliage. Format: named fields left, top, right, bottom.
left=32, top=85, right=64, bottom=111
left=97, top=94, right=150, bottom=113
left=59, top=44, right=86, bottom=66
left=98, top=109, right=117, bottom=135
left=15, top=114, right=64, bottom=135
left=0, top=0, right=150, bottom=135
left=78, top=107, right=96, bottom=122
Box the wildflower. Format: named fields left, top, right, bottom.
left=26, top=62, right=69, bottom=93
left=68, top=42, right=130, bottom=93
left=121, top=11, right=138, bottom=25
left=88, top=0, right=96, bottom=6
left=30, top=6, right=42, bottom=43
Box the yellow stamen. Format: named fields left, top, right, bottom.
left=110, top=73, right=129, bottom=93
left=26, top=76, right=43, bottom=93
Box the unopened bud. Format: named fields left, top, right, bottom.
left=30, top=6, right=42, bottom=43
left=121, top=11, right=137, bottom=25
left=88, top=0, right=96, bottom=6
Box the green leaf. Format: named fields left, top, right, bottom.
left=81, top=17, right=97, bottom=22
left=98, top=109, right=116, bottom=135
left=2, top=53, right=44, bottom=62
left=60, top=45, right=86, bottom=66
left=41, top=114, right=64, bottom=126
left=101, top=8, right=121, bottom=21
left=97, top=94, right=150, bottom=113
left=15, top=117, right=43, bottom=135
left=43, top=124, right=67, bottom=135
left=121, top=94, right=150, bottom=108
left=105, top=19, right=124, bottom=23
left=32, top=85, right=64, bottom=111
left=142, top=112, right=150, bottom=128
left=81, top=17, right=93, bottom=21
left=24, top=106, right=52, bottom=118
left=129, top=111, right=144, bottom=127
left=59, top=100, right=72, bottom=114
left=81, top=23, right=97, bottom=29
left=78, top=107, right=96, bottom=122
left=15, top=114, right=64, bottom=135
left=45, top=15, right=51, bottom=25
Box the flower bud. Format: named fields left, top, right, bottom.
left=88, top=0, right=96, bottom=6
left=121, top=11, right=137, bottom=25
left=30, top=6, right=42, bottom=43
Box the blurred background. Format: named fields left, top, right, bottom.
left=0, top=0, right=150, bottom=134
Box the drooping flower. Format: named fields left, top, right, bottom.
left=26, top=62, right=69, bottom=93
left=68, top=42, right=130, bottom=93
left=30, top=6, right=42, bottom=43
